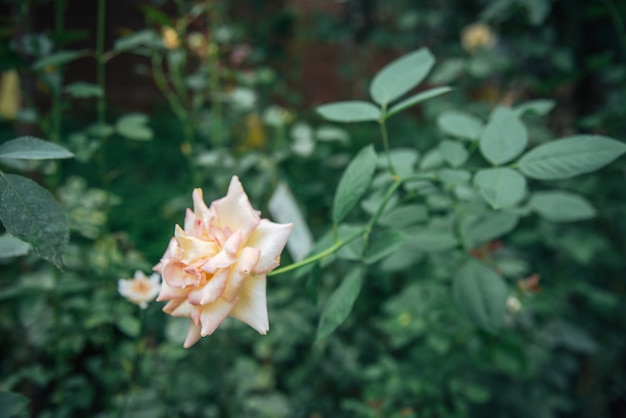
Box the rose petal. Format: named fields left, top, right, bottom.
left=211, top=176, right=260, bottom=241
left=187, top=269, right=229, bottom=305
left=230, top=274, right=269, bottom=334
left=162, top=299, right=185, bottom=314
left=162, top=261, right=200, bottom=288
left=199, top=298, right=237, bottom=336
left=168, top=300, right=196, bottom=318
left=222, top=246, right=261, bottom=302
left=153, top=238, right=179, bottom=274
left=200, top=233, right=243, bottom=274
left=175, top=225, right=219, bottom=264
left=192, top=188, right=215, bottom=224
left=184, top=321, right=202, bottom=348
left=157, top=280, right=188, bottom=301
left=247, top=219, right=293, bottom=273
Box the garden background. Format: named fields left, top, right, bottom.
left=1, top=0, right=626, bottom=417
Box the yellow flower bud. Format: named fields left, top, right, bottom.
left=461, top=23, right=497, bottom=53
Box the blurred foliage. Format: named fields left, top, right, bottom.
left=1, top=0, right=626, bottom=417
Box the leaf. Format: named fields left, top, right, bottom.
left=332, top=145, right=378, bottom=224
left=378, top=204, right=428, bottom=228
left=464, top=211, right=519, bottom=247
left=407, top=229, right=458, bottom=252
left=369, top=48, right=435, bottom=106
left=32, top=50, right=84, bottom=70
left=139, top=4, right=174, bottom=26
left=528, top=191, right=596, bottom=222
left=419, top=148, right=444, bottom=170
left=518, top=135, right=626, bottom=180
left=438, top=169, right=471, bottom=185
left=453, top=258, right=507, bottom=331
left=0, top=391, right=30, bottom=418
left=316, top=101, right=380, bottom=123
left=87, top=123, right=115, bottom=139
left=0, top=136, right=73, bottom=160
left=115, top=113, right=153, bottom=141
left=114, top=29, right=161, bottom=51
left=386, top=86, right=452, bottom=118
left=514, top=99, right=555, bottom=117
left=0, top=233, right=30, bottom=258
left=316, top=267, right=364, bottom=340
left=0, top=174, right=69, bottom=268
left=117, top=316, right=141, bottom=337
left=439, top=140, right=469, bottom=167
left=64, top=82, right=103, bottom=98
left=473, top=168, right=526, bottom=209
left=364, top=230, right=408, bottom=264
left=437, top=110, right=484, bottom=140
left=479, top=106, right=528, bottom=165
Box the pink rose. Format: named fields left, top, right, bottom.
left=154, top=176, right=293, bottom=348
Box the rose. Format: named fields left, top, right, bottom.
left=154, top=176, right=293, bottom=348
left=118, top=270, right=161, bottom=309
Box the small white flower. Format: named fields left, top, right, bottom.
left=118, top=270, right=161, bottom=309
left=506, top=295, right=522, bottom=314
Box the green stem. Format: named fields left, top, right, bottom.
left=362, top=178, right=402, bottom=248
left=96, top=0, right=106, bottom=126
left=150, top=52, right=199, bottom=185
left=604, top=0, right=626, bottom=61
left=270, top=173, right=436, bottom=277
left=268, top=229, right=363, bottom=277
left=50, top=0, right=65, bottom=144
left=378, top=117, right=397, bottom=177
left=207, top=4, right=223, bottom=148
left=119, top=308, right=146, bottom=418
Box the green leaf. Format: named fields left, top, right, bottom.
left=114, top=29, right=160, bottom=51
left=386, top=86, right=452, bottom=118
left=317, top=267, right=364, bottom=340
left=378, top=204, right=428, bottom=228
left=0, top=233, right=30, bottom=258
left=64, top=82, right=103, bottom=98
left=528, top=191, right=596, bottom=222
left=332, top=145, right=378, bottom=224
left=437, top=110, right=484, bottom=140
left=0, top=391, right=30, bottom=418
left=139, top=4, right=174, bottom=26
left=453, top=258, right=507, bottom=331
left=407, top=229, right=458, bottom=252
left=316, top=101, right=380, bottom=123
left=115, top=113, right=153, bottom=141
left=419, top=148, right=444, bottom=170
left=518, top=135, right=626, bottom=180
left=0, top=174, right=69, bottom=269
left=117, top=316, right=141, bottom=337
left=438, top=169, right=471, bottom=185
left=32, top=50, right=84, bottom=70
left=473, top=168, right=526, bottom=209
left=87, top=123, right=115, bottom=139
left=0, top=136, right=73, bottom=160
left=369, top=48, right=435, bottom=106
left=364, top=230, right=408, bottom=264
left=439, top=140, right=469, bottom=167
left=464, top=211, right=519, bottom=247
left=514, top=99, right=555, bottom=117
left=479, top=106, right=528, bottom=165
